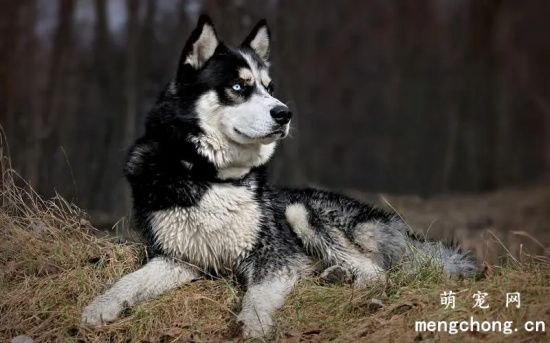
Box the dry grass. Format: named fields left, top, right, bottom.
left=382, top=187, right=550, bottom=263
left=1, top=133, right=549, bottom=342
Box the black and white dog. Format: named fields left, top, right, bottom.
left=82, top=16, right=480, bottom=338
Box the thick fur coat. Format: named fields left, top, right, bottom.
left=82, top=16, right=481, bottom=338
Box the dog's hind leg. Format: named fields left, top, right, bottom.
left=285, top=203, right=385, bottom=287
left=82, top=257, right=200, bottom=325
left=237, top=270, right=299, bottom=338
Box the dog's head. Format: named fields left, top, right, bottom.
left=180, top=16, right=291, bottom=145
left=148, top=15, right=290, bottom=178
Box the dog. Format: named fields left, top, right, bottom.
left=82, top=15, right=481, bottom=338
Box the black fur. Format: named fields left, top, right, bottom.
left=125, top=15, right=480, bottom=280
left=84, top=16, right=480, bottom=337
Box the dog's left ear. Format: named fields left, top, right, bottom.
left=241, top=19, right=271, bottom=63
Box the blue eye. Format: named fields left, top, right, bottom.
left=232, top=83, right=242, bottom=91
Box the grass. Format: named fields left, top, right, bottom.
left=1, top=134, right=549, bottom=342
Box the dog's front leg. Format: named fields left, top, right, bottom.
left=237, top=272, right=299, bottom=338
left=82, top=257, right=199, bottom=325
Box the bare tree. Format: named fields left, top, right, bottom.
left=1, top=0, right=549, bottom=221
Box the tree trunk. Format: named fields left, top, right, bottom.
left=38, top=0, right=75, bottom=195
left=123, top=0, right=141, bottom=211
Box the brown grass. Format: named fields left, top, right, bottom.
left=1, top=133, right=549, bottom=342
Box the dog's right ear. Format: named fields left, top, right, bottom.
left=178, top=15, right=219, bottom=72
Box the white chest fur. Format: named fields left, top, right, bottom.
left=148, top=184, right=261, bottom=273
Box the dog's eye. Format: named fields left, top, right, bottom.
left=266, top=82, right=275, bottom=95
left=232, top=83, right=243, bottom=92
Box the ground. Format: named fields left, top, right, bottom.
left=1, top=149, right=549, bottom=342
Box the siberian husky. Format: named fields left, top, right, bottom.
left=82, top=15, right=480, bottom=338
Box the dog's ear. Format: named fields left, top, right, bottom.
left=241, top=19, right=270, bottom=63
left=179, top=15, right=219, bottom=70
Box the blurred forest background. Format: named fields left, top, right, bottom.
left=1, top=0, right=549, bottom=231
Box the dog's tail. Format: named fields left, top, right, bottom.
left=403, top=227, right=482, bottom=278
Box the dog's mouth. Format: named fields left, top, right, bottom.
left=234, top=128, right=287, bottom=141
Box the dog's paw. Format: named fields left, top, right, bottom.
left=81, top=297, right=123, bottom=326
left=319, top=265, right=352, bottom=284
left=240, top=322, right=272, bottom=339
left=236, top=311, right=273, bottom=339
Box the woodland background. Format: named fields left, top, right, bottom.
left=1, top=0, right=549, bottom=221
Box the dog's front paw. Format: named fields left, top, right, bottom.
left=237, top=311, right=274, bottom=339
left=81, top=296, right=124, bottom=326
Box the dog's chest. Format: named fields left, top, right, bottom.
left=148, top=184, right=261, bottom=273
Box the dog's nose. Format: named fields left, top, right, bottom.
left=270, top=106, right=292, bottom=125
